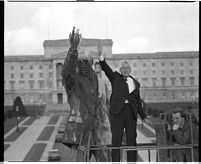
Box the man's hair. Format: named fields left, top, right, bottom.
left=172, top=107, right=186, bottom=118
left=120, top=61, right=131, bottom=69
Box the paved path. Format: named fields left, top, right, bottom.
left=4, top=117, right=30, bottom=139
left=136, top=119, right=156, bottom=161
left=40, top=116, right=63, bottom=161
left=4, top=116, right=157, bottom=162
left=4, top=117, right=50, bottom=161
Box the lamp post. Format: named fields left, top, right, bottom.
left=16, top=106, right=19, bottom=132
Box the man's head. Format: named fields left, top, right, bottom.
left=119, top=61, right=131, bottom=78
left=94, top=62, right=102, bottom=74
left=172, top=107, right=185, bottom=126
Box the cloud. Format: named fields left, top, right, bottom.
left=5, top=27, right=44, bottom=55
left=5, top=2, right=199, bottom=56
left=124, top=37, right=150, bottom=53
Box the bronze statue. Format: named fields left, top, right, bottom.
left=61, top=27, right=111, bottom=161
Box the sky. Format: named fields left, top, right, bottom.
left=5, top=1, right=199, bottom=56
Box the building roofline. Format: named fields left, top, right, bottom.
left=4, top=55, right=50, bottom=62
left=111, top=51, right=198, bottom=60
left=43, top=38, right=113, bottom=47
left=4, top=51, right=198, bottom=62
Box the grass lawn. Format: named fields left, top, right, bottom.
left=47, top=116, right=59, bottom=125
left=22, top=117, right=37, bottom=126
left=23, top=143, right=47, bottom=161
left=4, top=117, right=26, bottom=135
left=37, top=126, right=55, bottom=141
left=4, top=127, right=28, bottom=141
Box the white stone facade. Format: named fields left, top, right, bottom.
left=4, top=38, right=198, bottom=106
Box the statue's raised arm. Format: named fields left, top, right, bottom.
left=61, top=27, right=82, bottom=95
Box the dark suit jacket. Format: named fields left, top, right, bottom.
left=100, top=59, right=147, bottom=120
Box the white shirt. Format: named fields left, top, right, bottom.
left=125, top=77, right=135, bottom=94
left=125, top=77, right=135, bottom=103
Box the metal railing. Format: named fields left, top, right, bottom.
left=78, top=142, right=198, bottom=162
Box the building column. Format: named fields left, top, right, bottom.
left=53, top=60, right=57, bottom=90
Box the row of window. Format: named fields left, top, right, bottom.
left=132, top=61, right=194, bottom=68
left=10, top=64, right=52, bottom=70
left=6, top=75, right=195, bottom=91
left=133, top=69, right=194, bottom=76
left=10, top=72, right=53, bottom=79
left=140, top=76, right=195, bottom=87
left=7, top=80, right=52, bottom=90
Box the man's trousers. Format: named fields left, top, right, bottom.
left=110, top=103, right=137, bottom=162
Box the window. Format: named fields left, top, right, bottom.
left=189, top=69, right=193, bottom=75
left=48, top=81, right=52, bottom=88
left=30, top=73, right=33, bottom=78
left=189, top=61, right=193, bottom=66
left=143, top=70, right=146, bottom=76
left=39, top=73, right=43, bottom=78
left=170, top=77, right=176, bottom=86
left=30, top=65, right=33, bottom=69
left=11, top=74, right=14, bottom=79
left=152, top=63, right=155, bottom=67
left=49, top=72, right=52, bottom=78
left=180, top=62, right=184, bottom=66
left=11, top=66, right=14, bottom=70
left=20, top=73, right=24, bottom=79
left=19, top=80, right=25, bottom=89
left=162, top=70, right=165, bottom=75
left=142, top=78, right=148, bottom=87
left=189, top=77, right=195, bottom=85
left=161, top=62, right=165, bottom=67
left=9, top=81, right=15, bottom=90
left=20, top=65, right=24, bottom=70
left=180, top=77, right=185, bottom=85
left=171, top=70, right=174, bottom=75
left=152, top=78, right=157, bottom=87
left=29, top=80, right=34, bottom=89
left=161, top=77, right=166, bottom=87
left=39, top=65, right=43, bottom=69
left=152, top=70, right=156, bottom=75
left=171, top=62, right=174, bottom=66
left=143, top=63, right=146, bottom=67
left=180, top=70, right=184, bottom=75
left=38, top=80, right=44, bottom=89
left=57, top=93, right=63, bottom=104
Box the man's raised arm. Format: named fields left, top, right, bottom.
left=98, top=42, right=114, bottom=82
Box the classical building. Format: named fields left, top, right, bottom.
left=4, top=38, right=198, bottom=110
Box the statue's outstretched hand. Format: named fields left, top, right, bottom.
left=69, top=26, right=81, bottom=50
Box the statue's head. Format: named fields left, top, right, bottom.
left=77, top=58, right=93, bottom=77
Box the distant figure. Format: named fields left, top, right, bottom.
left=13, top=96, right=27, bottom=116
left=167, top=107, right=198, bottom=162
left=94, top=61, right=112, bottom=145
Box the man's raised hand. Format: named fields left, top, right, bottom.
left=98, top=40, right=105, bottom=61
left=69, top=26, right=81, bottom=50
left=98, top=40, right=103, bottom=57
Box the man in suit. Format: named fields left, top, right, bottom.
left=97, top=43, right=151, bottom=162
left=167, top=107, right=198, bottom=162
